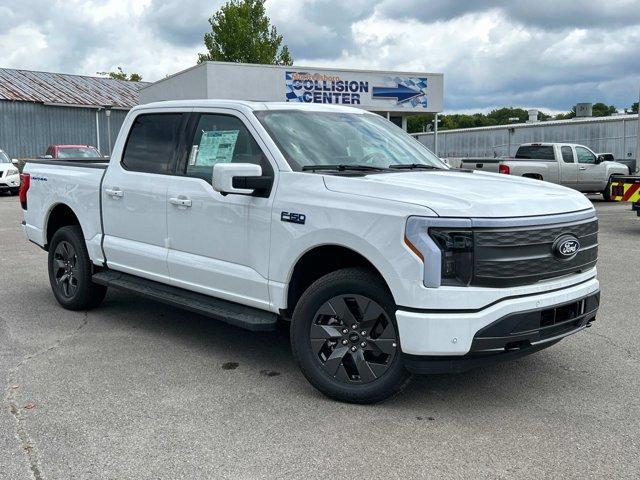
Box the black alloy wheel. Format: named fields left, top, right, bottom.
left=311, top=294, right=398, bottom=384
left=52, top=240, right=80, bottom=299
left=291, top=267, right=411, bottom=404
left=48, top=225, right=107, bottom=310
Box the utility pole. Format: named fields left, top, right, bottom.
left=434, top=113, right=439, bottom=157
left=105, top=106, right=112, bottom=156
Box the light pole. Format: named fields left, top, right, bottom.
left=104, top=106, right=112, bottom=156
left=433, top=114, right=441, bottom=156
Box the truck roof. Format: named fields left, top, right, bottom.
left=51, top=144, right=97, bottom=148
left=135, top=99, right=368, bottom=114
left=518, top=142, right=584, bottom=148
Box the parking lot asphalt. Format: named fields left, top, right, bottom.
left=1, top=194, right=639, bottom=480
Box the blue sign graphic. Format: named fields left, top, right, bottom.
left=372, top=84, right=422, bottom=103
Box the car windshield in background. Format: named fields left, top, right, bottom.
left=254, top=110, right=446, bottom=171
left=57, top=147, right=101, bottom=158
left=515, top=145, right=555, bottom=160
left=0, top=151, right=9, bottom=163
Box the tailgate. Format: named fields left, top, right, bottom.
left=610, top=176, right=640, bottom=202
left=460, top=158, right=501, bottom=172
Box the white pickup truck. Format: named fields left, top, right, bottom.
left=497, top=143, right=629, bottom=200
left=20, top=101, right=600, bottom=403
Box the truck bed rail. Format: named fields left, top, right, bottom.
left=24, top=158, right=109, bottom=169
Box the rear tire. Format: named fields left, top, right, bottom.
left=48, top=225, right=107, bottom=310
left=290, top=267, right=411, bottom=404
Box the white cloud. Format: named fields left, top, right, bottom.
left=0, top=0, right=638, bottom=111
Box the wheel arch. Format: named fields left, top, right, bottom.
left=45, top=203, right=83, bottom=249
left=522, top=173, right=543, bottom=180
left=284, top=244, right=393, bottom=318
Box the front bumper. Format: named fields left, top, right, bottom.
left=0, top=176, right=20, bottom=192
left=396, top=276, right=599, bottom=357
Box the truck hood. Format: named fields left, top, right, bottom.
left=323, top=169, right=594, bottom=218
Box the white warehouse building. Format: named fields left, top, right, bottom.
left=413, top=114, right=639, bottom=163
left=140, top=61, right=444, bottom=131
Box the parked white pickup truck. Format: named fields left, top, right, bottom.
left=498, top=143, right=629, bottom=200
left=21, top=101, right=600, bottom=403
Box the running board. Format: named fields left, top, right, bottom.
left=92, top=270, right=278, bottom=331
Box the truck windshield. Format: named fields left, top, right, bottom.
left=58, top=147, right=101, bottom=159
left=0, top=151, right=9, bottom=163
left=254, top=110, right=446, bottom=171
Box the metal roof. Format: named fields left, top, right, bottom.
left=412, top=113, right=639, bottom=136
left=0, top=68, right=150, bottom=109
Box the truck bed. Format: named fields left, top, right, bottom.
left=22, top=159, right=108, bottom=262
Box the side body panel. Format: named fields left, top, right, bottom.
left=101, top=163, right=172, bottom=279
left=268, top=172, right=434, bottom=311
left=556, top=144, right=578, bottom=187
left=22, top=163, right=105, bottom=262
left=503, top=160, right=560, bottom=183
left=165, top=108, right=277, bottom=310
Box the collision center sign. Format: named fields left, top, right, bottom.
left=285, top=69, right=443, bottom=112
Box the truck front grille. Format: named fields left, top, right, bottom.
left=472, top=217, right=598, bottom=287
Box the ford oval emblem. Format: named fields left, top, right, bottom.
left=553, top=235, right=580, bottom=260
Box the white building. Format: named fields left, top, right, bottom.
left=140, top=61, right=444, bottom=131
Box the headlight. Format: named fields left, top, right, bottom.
left=8, top=169, right=19, bottom=176
left=405, top=217, right=474, bottom=287
left=428, top=229, right=474, bottom=286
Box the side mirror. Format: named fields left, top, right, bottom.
left=11, top=159, right=19, bottom=165
left=596, top=155, right=605, bottom=164
left=212, top=163, right=272, bottom=197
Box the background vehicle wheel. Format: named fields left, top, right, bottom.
left=48, top=225, right=107, bottom=310
left=291, top=267, right=411, bottom=404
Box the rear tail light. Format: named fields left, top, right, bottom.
left=19, top=173, right=30, bottom=210
left=499, top=164, right=510, bottom=175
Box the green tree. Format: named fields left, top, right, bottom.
left=97, top=67, right=142, bottom=82
left=591, top=102, right=617, bottom=117
left=630, top=102, right=639, bottom=114
left=406, top=107, right=554, bottom=133
left=407, top=113, right=435, bottom=133
left=198, top=0, right=293, bottom=65
left=555, top=110, right=575, bottom=120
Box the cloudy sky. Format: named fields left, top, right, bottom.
left=1, top=0, right=639, bottom=113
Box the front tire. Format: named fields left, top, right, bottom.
left=48, top=225, right=107, bottom=310
left=291, top=268, right=411, bottom=404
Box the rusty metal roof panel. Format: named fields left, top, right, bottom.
left=0, top=68, right=150, bottom=108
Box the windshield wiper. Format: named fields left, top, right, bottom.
left=388, top=163, right=441, bottom=170
left=302, top=164, right=389, bottom=172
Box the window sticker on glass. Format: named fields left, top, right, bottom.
left=195, top=130, right=240, bottom=166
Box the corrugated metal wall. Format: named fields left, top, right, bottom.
left=0, top=100, right=129, bottom=158
left=414, top=116, right=639, bottom=161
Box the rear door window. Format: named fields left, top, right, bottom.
left=561, top=146, right=574, bottom=163
left=122, top=113, right=184, bottom=174
left=515, top=145, right=555, bottom=160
